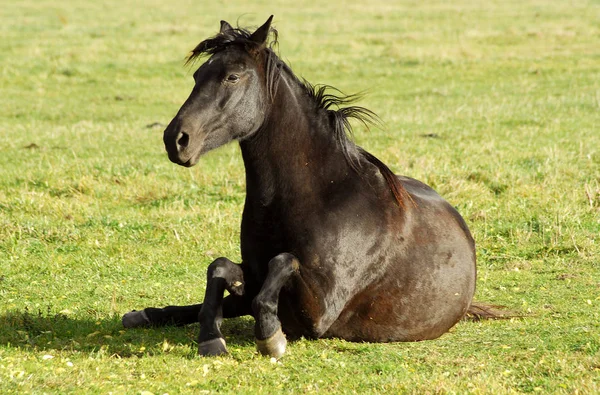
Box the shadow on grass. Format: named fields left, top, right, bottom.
left=0, top=307, right=255, bottom=358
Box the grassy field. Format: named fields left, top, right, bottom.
left=1, top=0, right=599, bottom=393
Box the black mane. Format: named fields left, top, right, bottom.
left=186, top=27, right=277, bottom=62
left=186, top=26, right=407, bottom=207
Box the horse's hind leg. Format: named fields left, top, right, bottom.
left=252, top=253, right=299, bottom=358
left=197, top=257, right=247, bottom=356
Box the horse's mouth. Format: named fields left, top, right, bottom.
left=170, top=154, right=199, bottom=167
left=165, top=145, right=202, bottom=167
left=165, top=152, right=196, bottom=167
left=181, top=158, right=196, bottom=167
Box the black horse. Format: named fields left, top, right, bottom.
left=123, top=16, right=478, bottom=358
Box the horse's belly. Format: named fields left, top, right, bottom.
left=324, top=246, right=476, bottom=342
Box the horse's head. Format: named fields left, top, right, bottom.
left=163, top=16, right=274, bottom=167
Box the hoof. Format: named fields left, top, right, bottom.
left=256, top=328, right=287, bottom=358
left=122, top=310, right=150, bottom=328
left=198, top=337, right=228, bottom=356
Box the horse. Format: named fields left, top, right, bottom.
left=122, top=16, right=478, bottom=358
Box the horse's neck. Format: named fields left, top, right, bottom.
left=240, top=75, right=353, bottom=206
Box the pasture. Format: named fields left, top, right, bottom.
left=1, top=0, right=599, bottom=393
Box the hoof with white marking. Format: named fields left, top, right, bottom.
left=256, top=328, right=286, bottom=358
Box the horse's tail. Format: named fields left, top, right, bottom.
left=463, top=301, right=517, bottom=321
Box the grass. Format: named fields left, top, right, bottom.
left=1, top=0, right=599, bottom=393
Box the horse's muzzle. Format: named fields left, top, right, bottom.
left=163, top=120, right=198, bottom=167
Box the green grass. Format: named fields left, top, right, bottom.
left=1, top=0, right=599, bottom=393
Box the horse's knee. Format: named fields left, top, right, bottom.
left=206, top=257, right=244, bottom=296
left=207, top=257, right=232, bottom=278
left=268, top=253, right=300, bottom=274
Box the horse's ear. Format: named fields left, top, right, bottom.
left=249, top=15, right=273, bottom=45
left=220, top=20, right=233, bottom=34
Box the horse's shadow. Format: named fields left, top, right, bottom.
left=0, top=308, right=255, bottom=358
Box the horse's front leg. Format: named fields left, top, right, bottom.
left=197, top=257, right=247, bottom=356
left=122, top=303, right=203, bottom=328
left=252, top=253, right=299, bottom=358
left=122, top=295, right=250, bottom=328
left=122, top=257, right=249, bottom=356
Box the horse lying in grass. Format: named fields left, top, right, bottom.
left=123, top=16, right=486, bottom=358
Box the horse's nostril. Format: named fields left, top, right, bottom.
left=177, top=132, right=190, bottom=150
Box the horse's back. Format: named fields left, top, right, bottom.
left=324, top=174, right=476, bottom=342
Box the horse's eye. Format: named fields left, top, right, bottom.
left=226, top=74, right=240, bottom=83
